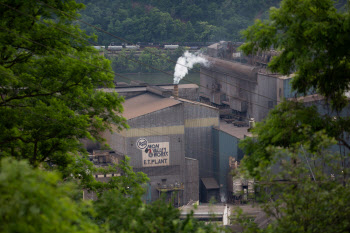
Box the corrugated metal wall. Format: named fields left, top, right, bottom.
left=184, top=158, right=199, bottom=203
left=249, top=74, right=278, bottom=122
left=105, top=104, right=187, bottom=204
left=105, top=99, right=220, bottom=204
left=184, top=102, right=219, bottom=179
left=212, top=128, right=244, bottom=201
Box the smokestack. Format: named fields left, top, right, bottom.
left=174, top=84, right=179, bottom=100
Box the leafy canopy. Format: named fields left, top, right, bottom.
left=0, top=158, right=100, bottom=233
left=0, top=157, right=223, bottom=233
left=240, top=0, right=350, bottom=111
left=237, top=1, right=350, bottom=231
left=78, top=0, right=281, bottom=43
left=0, top=0, right=127, bottom=176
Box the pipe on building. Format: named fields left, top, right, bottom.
left=204, top=56, right=258, bottom=80
left=174, top=84, right=179, bottom=99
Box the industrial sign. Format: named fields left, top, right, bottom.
left=136, top=139, right=170, bottom=167
left=136, top=138, right=148, bottom=150
left=232, top=52, right=241, bottom=58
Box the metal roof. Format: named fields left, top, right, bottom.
left=217, top=120, right=251, bottom=139
left=161, top=84, right=199, bottom=89
left=98, top=84, right=198, bottom=94
left=122, top=93, right=181, bottom=119
left=201, top=177, right=220, bottom=190
left=176, top=97, right=218, bottom=110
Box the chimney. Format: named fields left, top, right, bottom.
left=173, top=84, right=179, bottom=100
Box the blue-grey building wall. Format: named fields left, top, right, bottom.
left=213, top=128, right=244, bottom=201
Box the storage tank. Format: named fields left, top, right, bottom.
left=164, top=45, right=179, bottom=50
left=108, top=46, right=123, bottom=51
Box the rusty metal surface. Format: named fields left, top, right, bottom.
left=122, top=93, right=181, bottom=119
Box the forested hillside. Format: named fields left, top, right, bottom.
left=78, top=0, right=281, bottom=44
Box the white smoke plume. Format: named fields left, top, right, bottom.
left=173, top=51, right=209, bottom=84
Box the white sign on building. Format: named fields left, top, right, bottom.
left=136, top=138, right=170, bottom=167
left=232, top=52, right=241, bottom=58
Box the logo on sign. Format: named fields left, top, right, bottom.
left=136, top=138, right=148, bottom=150
left=142, top=142, right=170, bottom=167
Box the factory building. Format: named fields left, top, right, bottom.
left=200, top=41, right=293, bottom=123
left=101, top=85, right=220, bottom=205
left=213, top=121, right=250, bottom=202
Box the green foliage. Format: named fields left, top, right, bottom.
left=0, top=0, right=127, bottom=185
left=94, top=156, right=149, bottom=196
left=238, top=2, right=350, bottom=231
left=0, top=158, right=100, bottom=233
left=78, top=0, right=282, bottom=44
left=238, top=129, right=350, bottom=232
left=240, top=0, right=350, bottom=111
left=0, top=1, right=224, bottom=232
left=94, top=189, right=222, bottom=233
left=239, top=101, right=332, bottom=178
left=0, top=156, right=222, bottom=233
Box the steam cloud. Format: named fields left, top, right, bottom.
left=173, top=51, right=209, bottom=84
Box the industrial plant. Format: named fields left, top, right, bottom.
left=82, top=41, right=294, bottom=207
left=83, top=40, right=350, bottom=219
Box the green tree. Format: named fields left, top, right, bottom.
left=239, top=101, right=350, bottom=178
left=237, top=0, right=350, bottom=232
left=94, top=189, right=223, bottom=233
left=0, top=158, right=100, bottom=233
left=77, top=0, right=283, bottom=43
left=240, top=0, right=350, bottom=111
left=0, top=0, right=127, bottom=184
left=239, top=0, right=350, bottom=178
left=237, top=131, right=350, bottom=233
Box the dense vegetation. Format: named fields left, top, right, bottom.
left=78, top=0, right=282, bottom=44
left=0, top=0, right=222, bottom=232
left=1, top=158, right=221, bottom=233
left=238, top=0, right=350, bottom=232
left=2, top=0, right=350, bottom=232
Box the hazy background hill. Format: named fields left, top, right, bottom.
left=77, top=0, right=282, bottom=44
